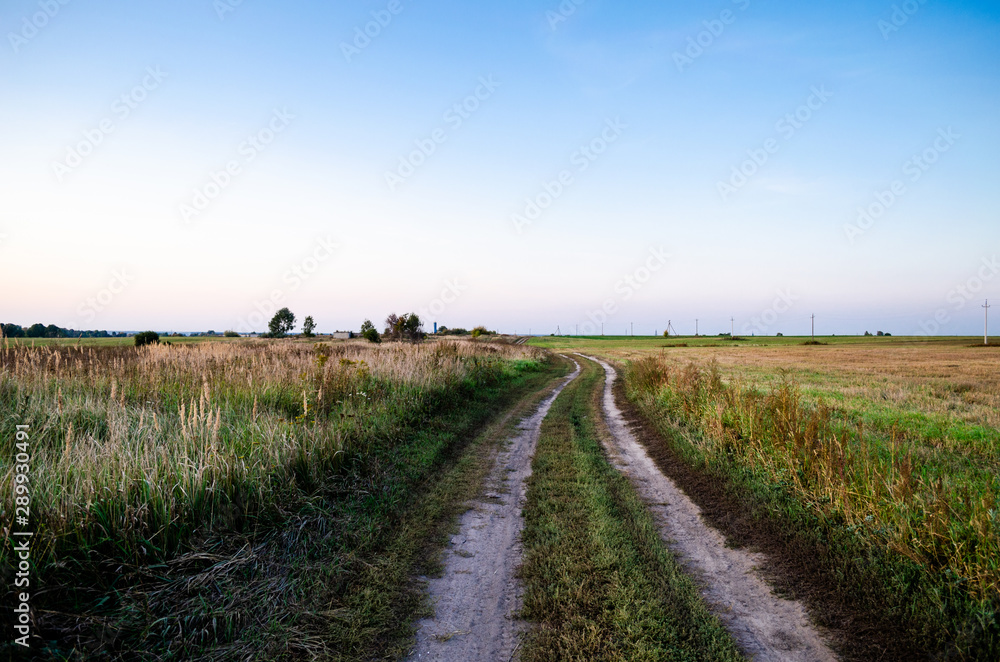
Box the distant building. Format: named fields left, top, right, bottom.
left=331, top=331, right=354, bottom=340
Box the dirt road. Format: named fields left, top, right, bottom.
left=405, top=359, right=581, bottom=662
left=582, top=354, right=838, bottom=662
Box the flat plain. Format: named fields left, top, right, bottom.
left=2, top=334, right=997, bottom=660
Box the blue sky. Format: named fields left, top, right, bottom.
left=1, top=0, right=998, bottom=336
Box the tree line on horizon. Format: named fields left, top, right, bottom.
left=1, top=323, right=127, bottom=339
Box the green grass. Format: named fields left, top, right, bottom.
left=623, top=356, right=999, bottom=660
left=517, top=356, right=743, bottom=662
left=0, top=339, right=554, bottom=659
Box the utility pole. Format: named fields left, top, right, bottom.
left=985, top=300, right=991, bottom=346
left=631, top=322, right=634, bottom=337
left=731, top=317, right=734, bottom=337
left=695, top=319, right=698, bottom=337
left=556, top=325, right=560, bottom=336
left=601, top=323, right=604, bottom=336
left=811, top=314, right=815, bottom=341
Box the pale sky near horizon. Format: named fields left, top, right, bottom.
left=1, top=0, right=998, bottom=336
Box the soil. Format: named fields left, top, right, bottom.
left=405, top=359, right=581, bottom=662
left=582, top=354, right=839, bottom=662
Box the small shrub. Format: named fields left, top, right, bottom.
left=134, top=331, right=159, bottom=347
left=360, top=320, right=381, bottom=344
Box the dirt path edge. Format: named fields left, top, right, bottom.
left=581, top=353, right=839, bottom=662
left=404, top=358, right=581, bottom=662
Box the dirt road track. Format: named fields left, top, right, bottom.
left=582, top=354, right=839, bottom=662
left=405, top=359, right=581, bottom=662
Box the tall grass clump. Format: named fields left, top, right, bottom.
left=0, top=339, right=543, bottom=578
left=625, top=356, right=999, bottom=659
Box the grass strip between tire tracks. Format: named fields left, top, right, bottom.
left=518, top=355, right=744, bottom=662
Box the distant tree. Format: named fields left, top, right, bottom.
left=267, top=308, right=296, bottom=338
left=1, top=323, right=24, bottom=338
left=360, top=319, right=381, bottom=344
left=471, top=325, right=494, bottom=339
left=402, top=313, right=424, bottom=342
left=302, top=316, right=316, bottom=338
left=384, top=312, right=424, bottom=342
left=876, top=331, right=884, bottom=337
left=776, top=332, right=784, bottom=337
left=864, top=331, right=873, bottom=337
left=25, top=323, right=46, bottom=338
left=223, top=330, right=240, bottom=338
left=135, top=331, right=160, bottom=347
left=383, top=313, right=400, bottom=340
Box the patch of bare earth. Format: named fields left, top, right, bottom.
left=405, top=360, right=580, bottom=662
left=581, top=354, right=838, bottom=662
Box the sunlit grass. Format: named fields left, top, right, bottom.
left=624, top=355, right=1000, bottom=658
left=0, top=338, right=544, bottom=573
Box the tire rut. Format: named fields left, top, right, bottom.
left=405, top=359, right=581, bottom=662
left=580, top=353, right=838, bottom=662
